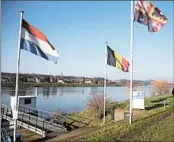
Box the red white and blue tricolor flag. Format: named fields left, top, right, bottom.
left=20, top=19, right=59, bottom=64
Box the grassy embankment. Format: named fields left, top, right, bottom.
left=66, top=94, right=173, bottom=127
left=65, top=94, right=174, bottom=141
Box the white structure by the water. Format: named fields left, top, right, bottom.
left=85, top=80, right=91, bottom=84
left=57, top=79, right=65, bottom=84
left=11, top=96, right=37, bottom=115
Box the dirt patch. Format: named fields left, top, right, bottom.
left=17, top=129, right=43, bottom=142
left=44, top=127, right=97, bottom=142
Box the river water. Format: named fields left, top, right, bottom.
left=1, top=86, right=153, bottom=113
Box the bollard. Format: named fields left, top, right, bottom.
left=163, top=99, right=166, bottom=110
left=110, top=108, right=115, bottom=120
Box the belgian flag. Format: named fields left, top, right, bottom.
left=107, top=45, right=130, bottom=72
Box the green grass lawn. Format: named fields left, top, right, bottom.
left=124, top=110, right=174, bottom=141
left=68, top=94, right=174, bottom=141
left=67, top=94, right=173, bottom=128
left=75, top=109, right=174, bottom=141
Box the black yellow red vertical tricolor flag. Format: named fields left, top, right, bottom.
left=107, top=45, right=130, bottom=72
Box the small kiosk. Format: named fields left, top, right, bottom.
left=11, top=96, right=37, bottom=116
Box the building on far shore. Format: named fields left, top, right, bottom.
left=36, top=77, right=40, bottom=83
left=50, top=77, right=53, bottom=83
left=85, top=79, right=92, bottom=84
left=2, top=76, right=10, bottom=83
left=27, top=76, right=40, bottom=83
left=57, top=79, right=65, bottom=84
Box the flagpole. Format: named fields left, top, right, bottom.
left=129, top=1, right=134, bottom=124
left=103, top=42, right=107, bottom=124
left=13, top=11, right=24, bottom=142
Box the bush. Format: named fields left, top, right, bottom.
left=152, top=80, right=171, bottom=95
left=73, top=107, right=80, bottom=114
left=87, top=93, right=110, bottom=119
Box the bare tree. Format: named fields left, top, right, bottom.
left=73, top=107, right=79, bottom=114
left=152, top=80, right=171, bottom=95
left=125, top=82, right=139, bottom=93
left=87, top=93, right=110, bottom=119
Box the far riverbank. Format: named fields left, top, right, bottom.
left=1, top=82, right=124, bottom=88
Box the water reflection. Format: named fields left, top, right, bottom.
left=37, top=87, right=88, bottom=98
left=42, top=88, right=50, bottom=98
left=1, top=86, right=153, bottom=113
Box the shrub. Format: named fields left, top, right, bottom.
left=87, top=93, right=110, bottom=119
left=73, top=107, right=80, bottom=114
left=152, top=80, right=171, bottom=95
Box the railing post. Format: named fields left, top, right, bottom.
left=43, top=121, right=45, bottom=131
left=163, top=99, right=166, bottom=109
left=22, top=108, right=24, bottom=122
left=35, top=116, right=38, bottom=131
left=28, top=108, right=30, bottom=128
left=2, top=107, right=4, bottom=115
left=6, top=107, right=7, bottom=116
left=10, top=106, right=12, bottom=117
left=1, top=107, right=3, bottom=115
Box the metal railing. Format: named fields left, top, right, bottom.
left=18, top=105, right=66, bottom=126
left=1, top=104, right=13, bottom=117
left=1, top=104, right=67, bottom=132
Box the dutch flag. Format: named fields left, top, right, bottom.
left=20, top=19, right=59, bottom=64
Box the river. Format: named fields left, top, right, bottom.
left=1, top=86, right=153, bottom=113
